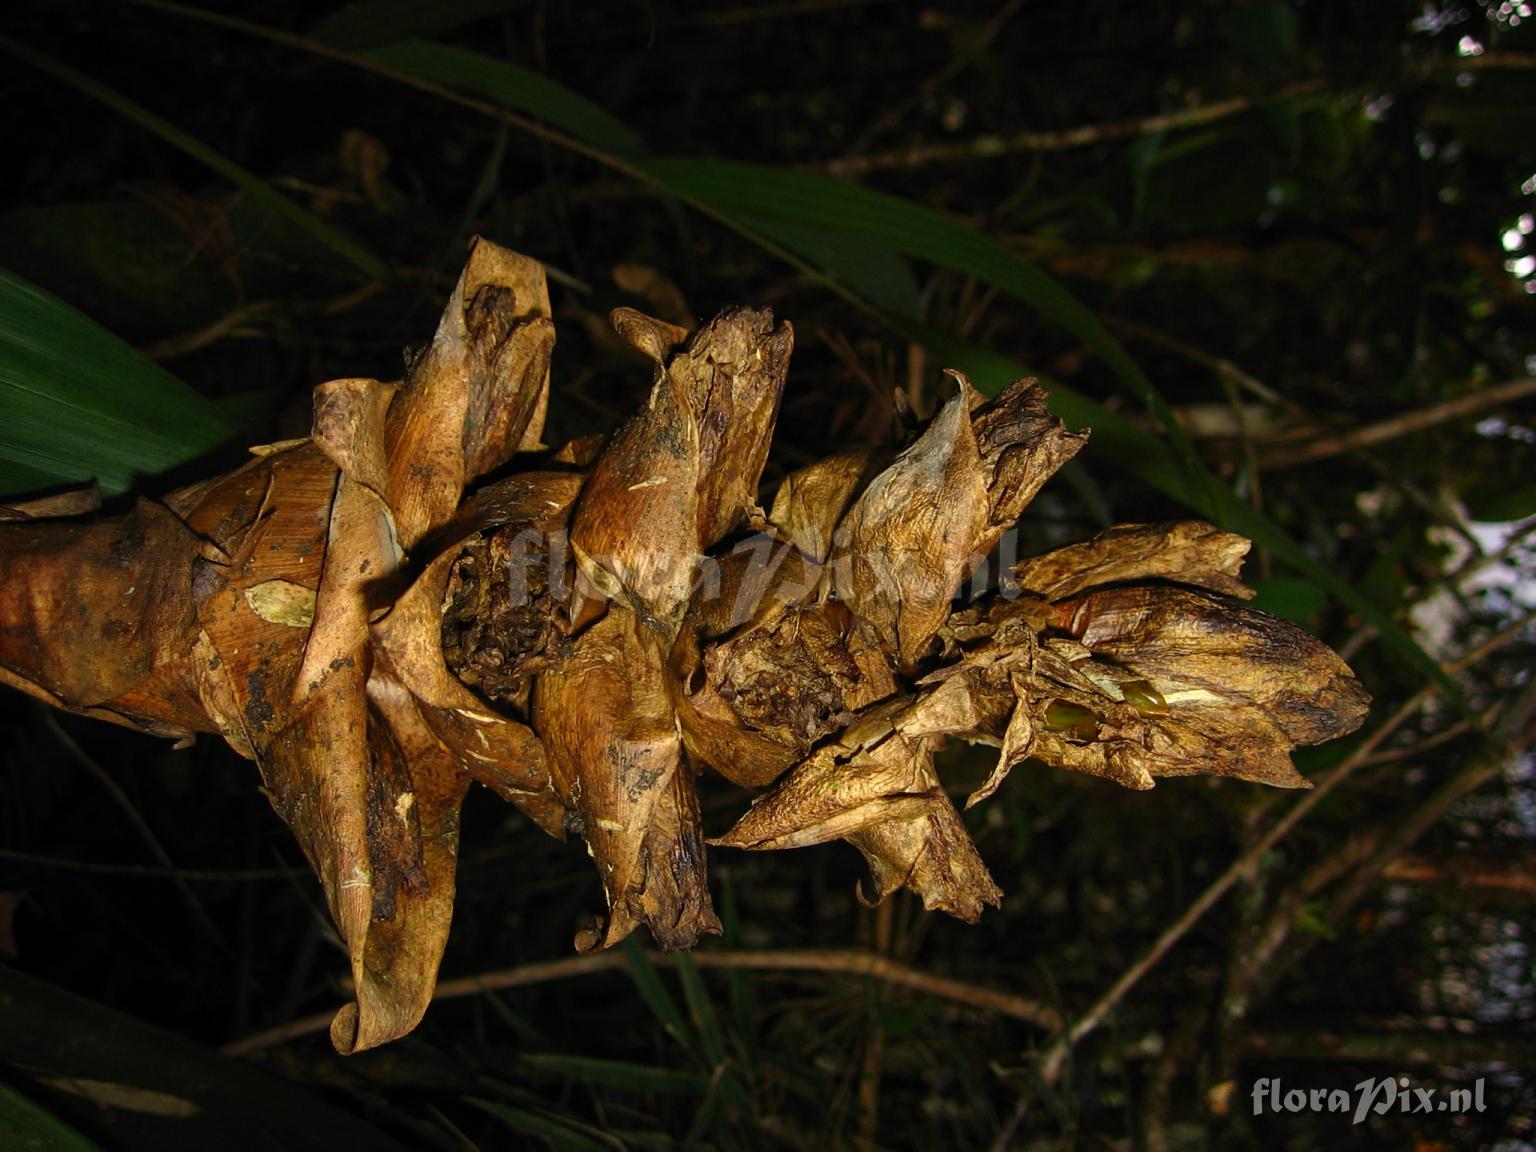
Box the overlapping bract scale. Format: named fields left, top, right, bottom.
left=0, top=240, right=1370, bottom=1052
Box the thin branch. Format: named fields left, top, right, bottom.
left=1456, top=51, right=1536, bottom=70
left=222, top=947, right=1062, bottom=1057
left=815, top=81, right=1326, bottom=178
left=1382, top=850, right=1536, bottom=896
left=40, top=712, right=231, bottom=953
left=1019, top=608, right=1536, bottom=1094
left=139, top=301, right=276, bottom=361
left=1104, top=314, right=1293, bottom=413
left=1030, top=696, right=1419, bottom=1085
left=1244, top=1025, right=1536, bottom=1066
left=1324, top=677, right=1536, bottom=925
left=1354, top=716, right=1475, bottom=770
left=1259, top=376, right=1536, bottom=469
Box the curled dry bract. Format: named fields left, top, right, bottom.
left=0, top=240, right=1371, bottom=1052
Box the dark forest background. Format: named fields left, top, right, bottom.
left=0, top=1, right=1533, bottom=1149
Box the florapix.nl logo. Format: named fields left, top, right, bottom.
left=1251, top=1076, right=1487, bottom=1125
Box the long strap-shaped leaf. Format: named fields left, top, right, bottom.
left=0, top=271, right=232, bottom=497
left=0, top=35, right=391, bottom=282
left=366, top=39, right=647, bottom=157
left=637, top=156, right=1218, bottom=516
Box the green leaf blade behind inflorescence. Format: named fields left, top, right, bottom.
left=0, top=271, right=233, bottom=498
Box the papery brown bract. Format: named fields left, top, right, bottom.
left=536, top=306, right=792, bottom=948
left=941, top=526, right=1372, bottom=804
left=0, top=238, right=560, bottom=1053
left=570, top=307, right=791, bottom=625
left=534, top=602, right=720, bottom=950
left=0, top=241, right=1375, bottom=1054
left=831, top=375, right=1085, bottom=670
left=1012, top=520, right=1255, bottom=602
left=714, top=699, right=1002, bottom=920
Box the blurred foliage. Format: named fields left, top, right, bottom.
left=0, top=0, right=1533, bottom=1149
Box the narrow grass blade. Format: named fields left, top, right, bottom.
left=521, top=1053, right=709, bottom=1096
left=0, top=967, right=412, bottom=1152
left=366, top=40, right=647, bottom=157
left=0, top=36, right=390, bottom=282
left=467, top=1100, right=619, bottom=1152
left=622, top=937, right=699, bottom=1061
left=673, top=953, right=727, bottom=1069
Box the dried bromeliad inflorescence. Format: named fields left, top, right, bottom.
left=0, top=239, right=1369, bottom=1051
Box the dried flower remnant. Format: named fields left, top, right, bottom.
left=829, top=374, right=1087, bottom=670
left=0, top=240, right=1370, bottom=1052
left=532, top=305, right=792, bottom=951
left=1, top=239, right=559, bottom=1054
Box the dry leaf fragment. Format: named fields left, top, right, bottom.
left=0, top=240, right=1374, bottom=1055
left=768, top=449, right=878, bottom=564
left=831, top=380, right=989, bottom=669
left=533, top=602, right=720, bottom=950
left=831, top=376, right=1085, bottom=670
left=715, top=699, right=1002, bottom=920
left=537, top=307, right=793, bottom=945
left=1, top=238, right=562, bottom=1054
left=572, top=307, right=791, bottom=625
left=1013, top=520, right=1255, bottom=601
left=934, top=571, right=1371, bottom=804
left=0, top=500, right=209, bottom=740
left=1059, top=586, right=1369, bottom=741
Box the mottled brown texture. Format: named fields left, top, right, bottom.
left=1013, top=520, right=1254, bottom=602
left=0, top=241, right=1372, bottom=1054
left=714, top=700, right=1002, bottom=921
left=830, top=376, right=1085, bottom=670
left=534, top=602, right=721, bottom=950
left=571, top=307, right=790, bottom=625
left=0, top=238, right=557, bottom=1055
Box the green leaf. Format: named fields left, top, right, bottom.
left=0, top=36, right=390, bottom=282
left=467, top=1099, right=620, bottom=1152
left=521, top=1053, right=709, bottom=1096
left=1250, top=577, right=1329, bottom=625
left=309, top=0, right=522, bottom=50
left=0, top=967, right=412, bottom=1152
left=673, top=953, right=727, bottom=1069
left=728, top=213, right=921, bottom=317
left=0, top=202, right=239, bottom=341
left=366, top=40, right=647, bottom=158
left=634, top=155, right=1218, bottom=517
left=717, top=872, right=760, bottom=1074
left=622, top=938, right=698, bottom=1061
left=0, top=271, right=233, bottom=498
left=0, top=1082, right=103, bottom=1152
left=682, top=1067, right=727, bottom=1152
